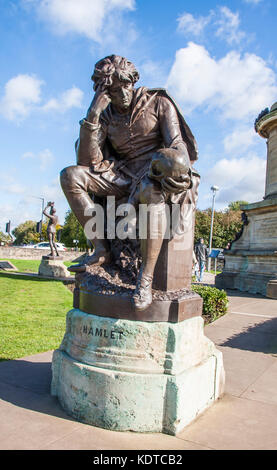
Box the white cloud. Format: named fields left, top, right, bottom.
left=24, top=0, right=135, bottom=42
left=166, top=43, right=277, bottom=120
left=205, top=154, right=266, bottom=205
left=0, top=74, right=43, bottom=121
left=138, top=60, right=168, bottom=88
left=0, top=203, right=22, bottom=232
left=0, top=172, right=67, bottom=232
left=0, top=75, right=83, bottom=121
left=22, top=148, right=54, bottom=171
left=177, top=7, right=247, bottom=46
left=42, top=86, right=83, bottom=112
left=0, top=174, right=26, bottom=195
left=215, top=7, right=246, bottom=45
left=0, top=199, right=46, bottom=232
left=41, top=178, right=64, bottom=202
left=177, top=11, right=212, bottom=36
left=223, top=127, right=257, bottom=154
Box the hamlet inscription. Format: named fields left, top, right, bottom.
left=81, top=324, right=124, bottom=340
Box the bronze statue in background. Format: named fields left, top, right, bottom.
left=43, top=202, right=59, bottom=258
left=60, top=55, right=199, bottom=313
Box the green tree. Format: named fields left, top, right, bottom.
left=194, top=201, right=246, bottom=249
left=194, top=209, right=210, bottom=245
left=0, top=231, right=12, bottom=245
left=61, top=210, right=88, bottom=250
left=12, top=221, right=41, bottom=245
left=228, top=200, right=249, bottom=211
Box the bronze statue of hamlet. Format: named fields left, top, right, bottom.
left=60, top=55, right=199, bottom=313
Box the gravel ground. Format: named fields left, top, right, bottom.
left=193, top=272, right=216, bottom=286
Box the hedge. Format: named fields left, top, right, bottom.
left=191, top=284, right=228, bottom=324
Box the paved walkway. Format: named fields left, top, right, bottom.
left=0, top=290, right=277, bottom=450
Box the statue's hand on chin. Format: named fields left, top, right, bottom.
left=87, top=88, right=111, bottom=121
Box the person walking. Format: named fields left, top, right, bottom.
left=194, top=238, right=208, bottom=282
left=192, top=249, right=199, bottom=280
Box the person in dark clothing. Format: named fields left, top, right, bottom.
left=194, top=238, right=208, bottom=282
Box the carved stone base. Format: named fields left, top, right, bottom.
left=51, top=309, right=225, bottom=435
left=42, top=255, right=63, bottom=260
left=216, top=270, right=276, bottom=297
left=38, top=258, right=72, bottom=279
left=216, top=198, right=277, bottom=297
left=267, top=280, right=277, bottom=299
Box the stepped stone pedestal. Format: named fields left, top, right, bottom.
left=216, top=102, right=277, bottom=298
left=38, top=256, right=72, bottom=279
left=51, top=227, right=225, bottom=435
left=51, top=309, right=224, bottom=435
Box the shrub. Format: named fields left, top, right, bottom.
left=191, top=284, right=228, bottom=324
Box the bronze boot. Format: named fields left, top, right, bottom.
left=68, top=240, right=111, bottom=273
left=133, top=271, right=153, bottom=311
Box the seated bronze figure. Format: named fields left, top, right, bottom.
left=60, top=55, right=199, bottom=312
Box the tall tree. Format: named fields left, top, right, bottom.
left=11, top=221, right=51, bottom=245
left=228, top=200, right=249, bottom=211
left=61, top=210, right=88, bottom=249
left=12, top=221, right=40, bottom=245
left=194, top=201, right=247, bottom=249
left=0, top=231, right=12, bottom=245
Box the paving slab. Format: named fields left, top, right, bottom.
left=229, top=301, right=277, bottom=316
left=212, top=346, right=276, bottom=397
left=241, top=360, right=277, bottom=406
left=211, top=311, right=277, bottom=334
left=0, top=351, right=53, bottom=394
left=205, top=322, right=277, bottom=355
left=177, top=394, right=277, bottom=450
left=41, top=425, right=211, bottom=451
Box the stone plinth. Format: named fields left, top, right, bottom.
left=217, top=103, right=277, bottom=296
left=38, top=257, right=72, bottom=279
left=216, top=199, right=277, bottom=296
left=256, top=103, right=277, bottom=199
left=267, top=280, right=277, bottom=299
left=51, top=309, right=224, bottom=435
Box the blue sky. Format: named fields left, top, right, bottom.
left=0, top=0, right=276, bottom=233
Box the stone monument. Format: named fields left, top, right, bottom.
left=38, top=202, right=71, bottom=279
left=51, top=55, right=225, bottom=435
left=216, top=102, right=277, bottom=298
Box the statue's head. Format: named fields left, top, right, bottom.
left=91, top=55, right=139, bottom=111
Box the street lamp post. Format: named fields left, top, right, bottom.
left=30, top=196, right=45, bottom=241
left=208, top=185, right=219, bottom=272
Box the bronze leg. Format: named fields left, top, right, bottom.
left=133, top=178, right=168, bottom=311
left=48, top=232, right=55, bottom=257
left=52, top=234, right=59, bottom=256
left=60, top=165, right=126, bottom=271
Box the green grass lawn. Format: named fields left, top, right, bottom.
left=0, top=258, right=72, bottom=273
left=0, top=272, right=73, bottom=361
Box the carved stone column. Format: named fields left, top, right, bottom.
left=256, top=102, right=277, bottom=199
left=216, top=101, right=277, bottom=298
